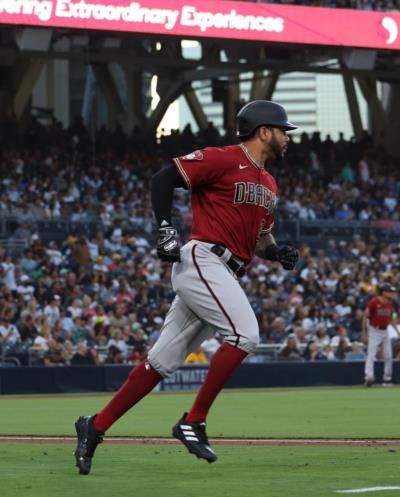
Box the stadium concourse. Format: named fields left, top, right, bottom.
left=252, top=0, right=400, bottom=10
left=0, top=117, right=400, bottom=368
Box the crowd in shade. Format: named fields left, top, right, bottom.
left=253, top=0, right=400, bottom=10
left=1, top=116, right=399, bottom=228
left=0, top=116, right=400, bottom=367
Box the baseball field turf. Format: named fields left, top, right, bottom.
left=1, top=386, right=400, bottom=497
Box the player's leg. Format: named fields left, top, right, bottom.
left=382, top=332, right=393, bottom=385
left=75, top=295, right=206, bottom=474
left=164, top=241, right=258, bottom=463
left=149, top=321, right=221, bottom=463
left=174, top=242, right=258, bottom=423
left=364, top=328, right=380, bottom=386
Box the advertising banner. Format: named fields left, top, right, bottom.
left=0, top=0, right=399, bottom=50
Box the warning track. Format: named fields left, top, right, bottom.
left=1, top=436, right=400, bottom=447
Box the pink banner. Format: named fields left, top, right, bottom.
left=0, top=0, right=399, bottom=50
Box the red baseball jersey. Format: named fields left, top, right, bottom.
left=366, top=296, right=394, bottom=329
left=173, top=144, right=277, bottom=264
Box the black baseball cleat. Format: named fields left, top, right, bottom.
left=74, top=416, right=104, bottom=475
left=172, top=413, right=218, bottom=463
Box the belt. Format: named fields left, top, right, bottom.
left=372, top=325, right=387, bottom=331
left=210, top=244, right=245, bottom=277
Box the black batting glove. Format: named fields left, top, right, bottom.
left=264, top=244, right=299, bottom=271
left=156, top=221, right=181, bottom=263
left=276, top=245, right=299, bottom=270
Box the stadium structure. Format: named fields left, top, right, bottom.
left=0, top=0, right=399, bottom=156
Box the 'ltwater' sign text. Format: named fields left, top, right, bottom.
left=160, top=366, right=208, bottom=391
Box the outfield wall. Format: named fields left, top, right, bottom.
left=0, top=361, right=397, bottom=394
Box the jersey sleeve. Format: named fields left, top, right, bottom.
left=260, top=214, right=275, bottom=235
left=259, top=177, right=278, bottom=234
left=172, top=148, right=227, bottom=189
left=366, top=299, right=376, bottom=317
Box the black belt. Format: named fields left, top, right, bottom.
left=210, top=244, right=245, bottom=277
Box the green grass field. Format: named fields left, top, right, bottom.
left=1, top=386, right=400, bottom=497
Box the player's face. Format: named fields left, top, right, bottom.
left=269, top=127, right=290, bottom=160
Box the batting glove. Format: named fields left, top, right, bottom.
left=276, top=245, right=299, bottom=270
left=264, top=244, right=299, bottom=271
left=156, top=221, right=181, bottom=263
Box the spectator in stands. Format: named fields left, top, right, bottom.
left=331, top=325, right=352, bottom=351
left=42, top=338, right=68, bottom=366
left=71, top=235, right=91, bottom=269
left=105, top=345, right=124, bottom=364
left=0, top=315, right=21, bottom=353
left=1, top=254, right=17, bottom=291
left=71, top=315, right=94, bottom=345
left=70, top=340, right=98, bottom=365
left=184, top=346, right=209, bottom=365
left=302, top=340, right=327, bottom=361
left=345, top=342, right=366, bottom=361
left=43, top=294, right=62, bottom=328
left=16, top=274, right=35, bottom=302
left=268, top=317, right=288, bottom=343
left=17, top=314, right=38, bottom=343
left=277, top=334, right=302, bottom=361
left=334, top=337, right=352, bottom=360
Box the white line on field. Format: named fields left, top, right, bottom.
left=336, top=487, right=400, bottom=493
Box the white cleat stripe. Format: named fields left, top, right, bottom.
left=185, top=436, right=199, bottom=441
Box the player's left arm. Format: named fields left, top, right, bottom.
left=255, top=233, right=299, bottom=271
left=151, top=165, right=185, bottom=262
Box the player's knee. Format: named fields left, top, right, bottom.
left=226, top=331, right=259, bottom=354
left=147, top=351, right=180, bottom=378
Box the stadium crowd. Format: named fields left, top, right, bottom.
left=0, top=116, right=399, bottom=367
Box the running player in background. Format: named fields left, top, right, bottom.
left=74, top=100, right=299, bottom=474
left=362, top=283, right=399, bottom=387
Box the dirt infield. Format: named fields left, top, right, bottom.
left=1, top=436, right=400, bottom=447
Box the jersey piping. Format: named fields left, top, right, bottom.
left=173, top=157, right=191, bottom=188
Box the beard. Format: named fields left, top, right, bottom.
left=270, top=136, right=286, bottom=161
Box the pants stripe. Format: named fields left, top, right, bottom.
left=191, top=244, right=240, bottom=347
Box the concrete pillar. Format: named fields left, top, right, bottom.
left=183, top=86, right=208, bottom=130
left=250, top=71, right=280, bottom=101
left=223, top=74, right=240, bottom=131
left=145, top=75, right=188, bottom=138
left=14, top=59, right=45, bottom=120
left=381, top=82, right=400, bottom=158
left=342, top=73, right=363, bottom=141
left=356, top=75, right=387, bottom=146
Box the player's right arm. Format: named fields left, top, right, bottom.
left=255, top=233, right=299, bottom=271
left=151, top=165, right=185, bottom=262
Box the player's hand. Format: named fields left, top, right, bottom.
left=156, top=222, right=181, bottom=263
left=276, top=245, right=298, bottom=271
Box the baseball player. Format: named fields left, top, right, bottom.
left=74, top=100, right=299, bottom=474
left=362, top=283, right=398, bottom=386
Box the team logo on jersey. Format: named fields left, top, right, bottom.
left=233, top=181, right=277, bottom=213
left=181, top=150, right=203, bottom=161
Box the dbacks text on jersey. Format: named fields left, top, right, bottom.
left=233, top=181, right=277, bottom=214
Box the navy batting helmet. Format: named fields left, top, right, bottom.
left=237, top=100, right=297, bottom=138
